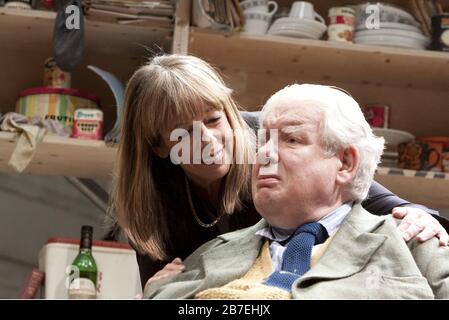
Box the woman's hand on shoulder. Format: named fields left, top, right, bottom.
left=144, top=258, right=186, bottom=290
left=393, top=207, right=449, bottom=246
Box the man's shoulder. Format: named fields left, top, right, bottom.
left=344, top=203, right=388, bottom=233
left=350, top=205, right=446, bottom=270
left=347, top=205, right=408, bottom=240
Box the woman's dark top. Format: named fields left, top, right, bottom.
left=135, top=111, right=445, bottom=288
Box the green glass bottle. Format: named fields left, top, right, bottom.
left=68, top=225, right=98, bottom=299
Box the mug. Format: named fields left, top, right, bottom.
left=327, top=6, right=355, bottom=43
left=243, top=11, right=273, bottom=35
left=430, top=14, right=449, bottom=52
left=240, top=0, right=278, bottom=15
left=398, top=141, right=441, bottom=171
left=327, top=6, right=356, bottom=26
left=289, top=1, right=325, bottom=24
left=327, top=24, right=354, bottom=42
left=443, top=147, right=449, bottom=172
left=420, top=136, right=449, bottom=172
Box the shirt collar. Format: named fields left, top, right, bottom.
left=256, top=201, right=354, bottom=243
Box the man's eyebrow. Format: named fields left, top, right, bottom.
left=280, top=125, right=308, bottom=135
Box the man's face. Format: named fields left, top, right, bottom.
left=252, top=102, right=342, bottom=229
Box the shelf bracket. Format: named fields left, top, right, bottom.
left=65, top=177, right=109, bottom=213
left=65, top=177, right=121, bottom=240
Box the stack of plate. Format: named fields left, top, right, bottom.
left=354, top=22, right=430, bottom=49
left=354, top=3, right=419, bottom=26
left=4, top=1, right=32, bottom=9
left=267, top=17, right=327, bottom=39
left=373, top=128, right=415, bottom=152
left=373, top=128, right=415, bottom=168
left=380, top=151, right=399, bottom=168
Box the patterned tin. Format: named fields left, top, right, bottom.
left=72, top=108, right=103, bottom=140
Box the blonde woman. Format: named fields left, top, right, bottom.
left=111, top=54, right=449, bottom=289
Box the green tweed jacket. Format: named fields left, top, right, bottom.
left=144, top=204, right=449, bottom=299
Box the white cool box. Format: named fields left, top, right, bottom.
left=38, top=238, right=142, bottom=299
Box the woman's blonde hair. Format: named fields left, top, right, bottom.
left=111, top=54, right=254, bottom=260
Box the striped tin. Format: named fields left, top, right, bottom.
left=16, top=87, right=101, bottom=134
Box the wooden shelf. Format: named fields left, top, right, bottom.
left=375, top=167, right=449, bottom=208
left=0, top=132, right=116, bottom=179
left=0, top=8, right=173, bottom=56
left=189, top=29, right=449, bottom=92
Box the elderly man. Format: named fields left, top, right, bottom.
left=144, top=84, right=449, bottom=299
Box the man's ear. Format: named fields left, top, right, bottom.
left=336, top=145, right=359, bottom=186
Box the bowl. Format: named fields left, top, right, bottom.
left=373, top=128, right=415, bottom=151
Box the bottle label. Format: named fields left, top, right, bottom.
left=68, top=278, right=96, bottom=299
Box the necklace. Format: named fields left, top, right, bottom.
left=185, top=176, right=225, bottom=228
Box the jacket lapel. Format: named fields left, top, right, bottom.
left=295, top=204, right=387, bottom=287
left=200, top=219, right=268, bottom=289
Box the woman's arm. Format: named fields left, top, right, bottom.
left=362, top=181, right=438, bottom=216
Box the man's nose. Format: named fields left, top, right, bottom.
left=257, top=137, right=279, bottom=166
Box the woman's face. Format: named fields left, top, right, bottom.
left=161, top=107, right=235, bottom=186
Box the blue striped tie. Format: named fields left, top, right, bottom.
left=264, top=222, right=329, bottom=292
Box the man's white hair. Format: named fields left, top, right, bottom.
left=260, top=84, right=385, bottom=202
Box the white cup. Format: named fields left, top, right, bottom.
left=243, top=11, right=273, bottom=35
left=289, top=1, right=324, bottom=23
left=240, top=0, right=278, bottom=15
